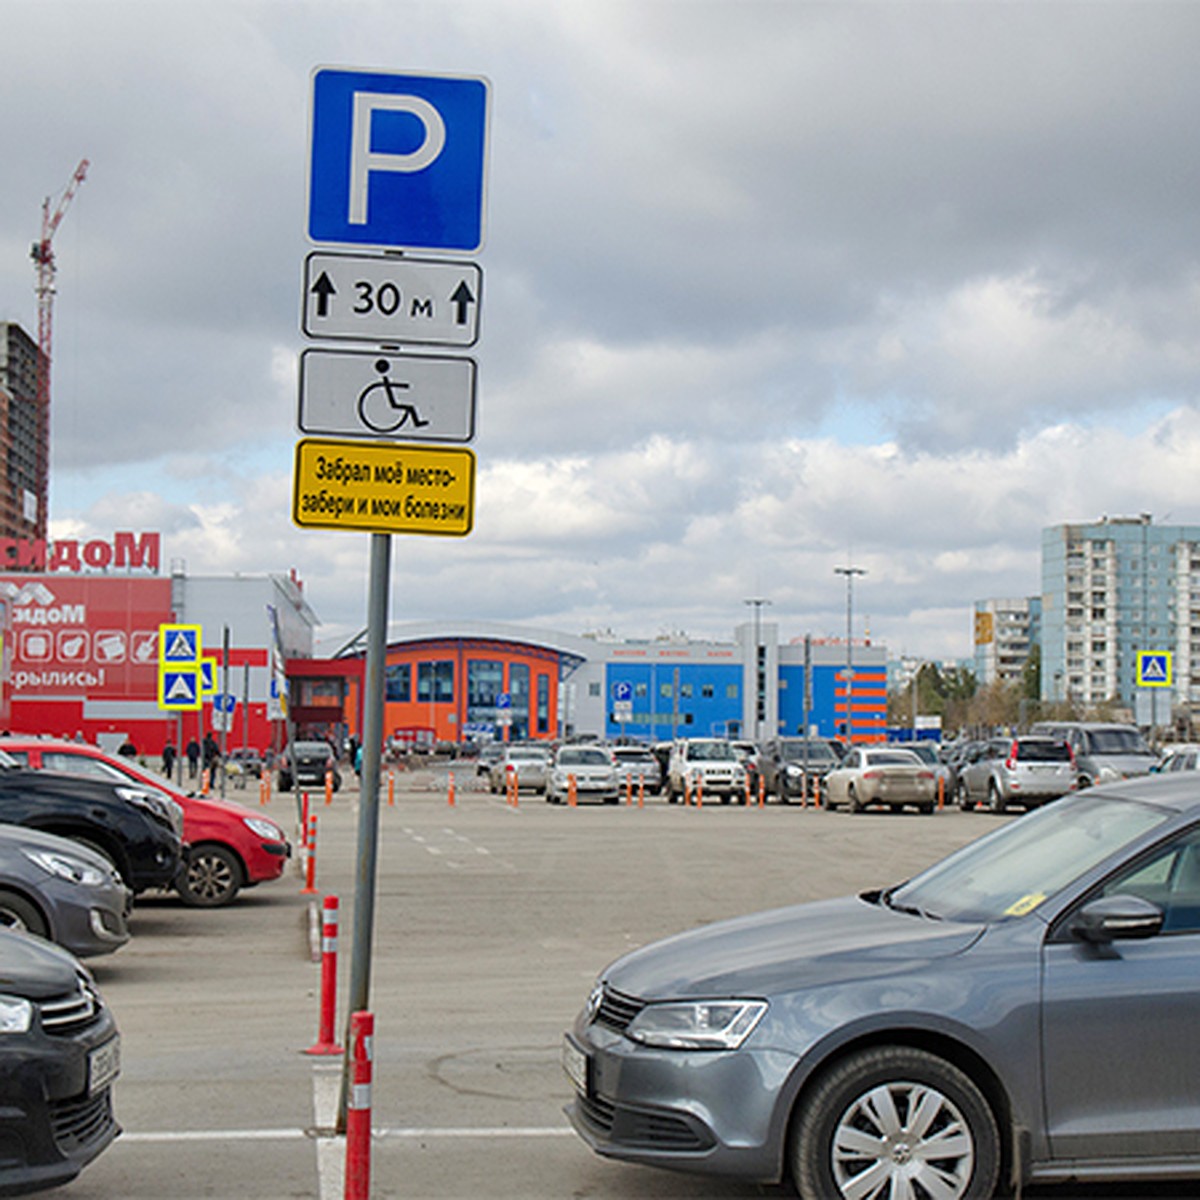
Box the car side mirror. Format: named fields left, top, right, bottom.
left=1070, top=895, right=1163, bottom=944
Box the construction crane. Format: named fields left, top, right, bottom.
left=29, top=158, right=89, bottom=540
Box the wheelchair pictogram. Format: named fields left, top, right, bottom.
left=357, top=359, right=431, bottom=433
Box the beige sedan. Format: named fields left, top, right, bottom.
left=822, top=746, right=937, bottom=814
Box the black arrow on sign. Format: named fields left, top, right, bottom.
left=450, top=280, right=476, bottom=326
left=311, top=272, right=337, bottom=317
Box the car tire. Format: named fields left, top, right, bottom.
left=791, top=1045, right=1000, bottom=1200
left=847, top=785, right=863, bottom=814
left=0, top=889, right=48, bottom=939
left=178, top=844, right=243, bottom=908
left=918, top=801, right=935, bottom=815
left=956, top=779, right=973, bottom=811
left=988, top=782, right=1007, bottom=814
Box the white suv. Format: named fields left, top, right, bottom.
left=667, top=738, right=745, bottom=804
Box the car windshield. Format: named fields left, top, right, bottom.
left=614, top=750, right=653, bottom=763
left=781, top=742, right=835, bottom=762
left=905, top=743, right=939, bottom=764
left=508, top=747, right=547, bottom=761
left=1017, top=740, right=1071, bottom=763
left=887, top=791, right=1170, bottom=923
left=559, top=749, right=610, bottom=767
left=0, top=750, right=18, bottom=769
left=864, top=750, right=921, bottom=766
left=1087, top=728, right=1154, bottom=756
left=686, top=742, right=735, bottom=761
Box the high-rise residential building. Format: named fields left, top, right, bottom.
left=973, top=597, right=1041, bottom=688
left=0, top=323, right=46, bottom=543
left=1041, top=514, right=1200, bottom=721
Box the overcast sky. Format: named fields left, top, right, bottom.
left=4, top=0, right=1200, bottom=662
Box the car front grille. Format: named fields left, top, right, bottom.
left=40, top=975, right=103, bottom=1035
left=596, top=986, right=644, bottom=1033
left=51, top=1089, right=115, bottom=1154
left=577, top=1091, right=710, bottom=1151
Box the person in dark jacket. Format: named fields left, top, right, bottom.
left=186, top=738, right=201, bottom=779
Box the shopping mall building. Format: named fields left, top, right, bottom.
left=0, top=531, right=888, bottom=753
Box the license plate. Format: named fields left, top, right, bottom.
left=562, top=1036, right=588, bottom=1095
left=89, top=1036, right=120, bottom=1096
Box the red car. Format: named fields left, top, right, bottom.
left=0, top=739, right=291, bottom=907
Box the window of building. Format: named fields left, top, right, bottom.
left=634, top=683, right=647, bottom=698
left=588, top=682, right=601, bottom=697
left=466, top=660, right=503, bottom=710
left=536, top=674, right=550, bottom=734
left=726, top=684, right=739, bottom=699
left=661, top=683, right=673, bottom=698
left=416, top=660, right=454, bottom=704
left=384, top=663, right=411, bottom=703
left=701, top=684, right=714, bottom=698
left=680, top=683, right=693, bottom=698
left=509, top=663, right=531, bottom=740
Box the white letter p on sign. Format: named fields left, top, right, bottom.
left=349, top=92, right=446, bottom=225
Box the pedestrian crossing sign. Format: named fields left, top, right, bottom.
left=159, top=667, right=202, bottom=710
left=159, top=624, right=201, bottom=665
left=1137, top=651, right=1172, bottom=688
left=200, top=657, right=217, bottom=696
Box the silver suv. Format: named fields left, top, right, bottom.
left=956, top=736, right=1077, bottom=813
left=1033, top=721, right=1158, bottom=788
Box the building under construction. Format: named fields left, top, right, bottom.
left=0, top=322, right=46, bottom=545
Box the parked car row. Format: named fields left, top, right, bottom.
left=0, top=733, right=301, bottom=1194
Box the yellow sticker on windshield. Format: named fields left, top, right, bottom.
left=1005, top=893, right=1047, bottom=917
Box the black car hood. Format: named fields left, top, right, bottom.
left=605, top=894, right=983, bottom=999
left=0, top=929, right=82, bottom=999
left=0, top=766, right=127, bottom=801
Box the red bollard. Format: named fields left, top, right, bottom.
left=300, top=792, right=311, bottom=848
left=301, top=814, right=318, bottom=894
left=305, top=896, right=343, bottom=1056
left=344, top=1011, right=374, bottom=1200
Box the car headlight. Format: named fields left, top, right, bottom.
left=0, top=996, right=33, bottom=1034
left=24, top=848, right=105, bottom=888
left=625, top=1000, right=767, bottom=1050
left=116, top=787, right=184, bottom=836
left=244, top=817, right=284, bottom=840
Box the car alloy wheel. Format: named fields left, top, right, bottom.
left=179, top=845, right=242, bottom=908
left=792, top=1045, right=999, bottom=1200
left=0, top=889, right=48, bottom=938
left=988, top=782, right=1007, bottom=815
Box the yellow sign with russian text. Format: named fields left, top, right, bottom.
left=292, top=440, right=474, bottom=537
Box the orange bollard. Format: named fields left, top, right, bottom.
left=568, top=774, right=577, bottom=807
left=200, top=767, right=210, bottom=796
left=814, top=777, right=821, bottom=808
left=638, top=774, right=645, bottom=808
left=744, top=776, right=752, bottom=807
left=324, top=768, right=333, bottom=805
left=696, top=777, right=703, bottom=808
left=259, top=776, right=268, bottom=805
left=304, top=895, right=343, bottom=1056
left=300, top=791, right=311, bottom=849
left=447, top=770, right=456, bottom=808
left=937, top=775, right=945, bottom=811
left=625, top=775, right=633, bottom=806
left=387, top=769, right=395, bottom=807
left=509, top=768, right=519, bottom=808
left=301, top=814, right=318, bottom=894
left=801, top=772, right=809, bottom=810
left=758, top=775, right=765, bottom=808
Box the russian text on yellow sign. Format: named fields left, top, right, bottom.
left=1137, top=651, right=1173, bottom=688
left=292, top=439, right=475, bottom=536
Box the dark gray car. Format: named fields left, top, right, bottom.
left=565, top=774, right=1200, bottom=1197
left=0, top=827, right=131, bottom=958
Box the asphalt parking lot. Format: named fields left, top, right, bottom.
left=50, top=772, right=1200, bottom=1199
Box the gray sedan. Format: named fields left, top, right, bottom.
left=0, top=826, right=131, bottom=958
left=565, top=774, right=1200, bottom=1197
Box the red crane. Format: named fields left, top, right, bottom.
left=29, top=158, right=89, bottom=539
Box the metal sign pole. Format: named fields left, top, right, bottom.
left=338, top=531, right=391, bottom=1131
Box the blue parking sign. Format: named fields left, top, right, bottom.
left=309, top=68, right=490, bottom=252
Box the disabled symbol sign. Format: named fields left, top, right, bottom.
left=298, top=348, right=476, bottom=444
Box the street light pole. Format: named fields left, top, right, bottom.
left=834, top=566, right=866, bottom=744
left=744, top=598, right=771, bottom=741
